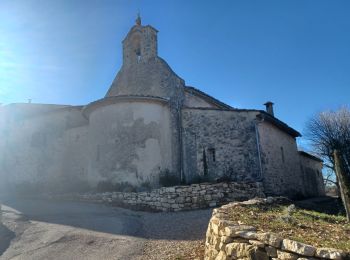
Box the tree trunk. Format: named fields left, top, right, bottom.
left=334, top=150, right=350, bottom=221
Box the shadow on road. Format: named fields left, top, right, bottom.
left=0, top=223, right=15, bottom=256
left=0, top=195, right=211, bottom=241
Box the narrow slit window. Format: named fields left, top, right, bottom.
left=203, top=149, right=208, bottom=175
left=281, top=147, right=285, bottom=163
left=135, top=49, right=141, bottom=62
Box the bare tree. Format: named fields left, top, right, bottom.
left=334, top=150, right=350, bottom=221
left=306, top=107, right=350, bottom=221
left=323, top=168, right=337, bottom=187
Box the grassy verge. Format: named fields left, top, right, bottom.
left=227, top=204, right=350, bottom=251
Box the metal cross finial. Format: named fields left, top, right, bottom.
left=136, top=11, right=141, bottom=25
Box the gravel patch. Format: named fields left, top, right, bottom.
left=140, top=209, right=212, bottom=260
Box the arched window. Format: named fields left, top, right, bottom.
left=130, top=33, right=141, bottom=62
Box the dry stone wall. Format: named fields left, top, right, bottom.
left=52, top=182, right=264, bottom=212
left=205, top=198, right=348, bottom=260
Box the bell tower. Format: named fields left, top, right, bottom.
left=122, top=14, right=158, bottom=66
left=106, top=15, right=185, bottom=100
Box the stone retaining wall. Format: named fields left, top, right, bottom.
left=51, top=182, right=264, bottom=212
left=205, top=198, right=348, bottom=260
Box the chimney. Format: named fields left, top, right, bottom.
left=264, top=101, right=274, bottom=116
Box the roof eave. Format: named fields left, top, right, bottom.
left=184, top=86, right=234, bottom=110
left=299, top=151, right=323, bottom=162
left=257, top=112, right=301, bottom=138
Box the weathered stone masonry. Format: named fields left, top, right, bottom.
left=0, top=16, right=325, bottom=199
left=52, top=182, right=264, bottom=212
left=182, top=109, right=261, bottom=183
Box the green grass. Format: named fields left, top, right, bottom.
left=227, top=204, right=350, bottom=252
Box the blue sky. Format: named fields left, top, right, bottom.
left=1, top=0, right=349, bottom=147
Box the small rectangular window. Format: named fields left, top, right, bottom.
left=208, top=148, right=216, bottom=162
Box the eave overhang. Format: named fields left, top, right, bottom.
left=299, top=151, right=323, bottom=162
left=256, top=112, right=301, bottom=138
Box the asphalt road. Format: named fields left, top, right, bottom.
left=0, top=197, right=212, bottom=260
left=0, top=197, right=146, bottom=260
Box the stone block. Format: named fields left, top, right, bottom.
left=175, top=196, right=185, bottom=203
left=248, top=239, right=265, bottom=248
left=256, top=232, right=283, bottom=248
left=315, top=248, right=344, bottom=260
left=237, top=231, right=258, bottom=240
left=281, top=239, right=316, bottom=256
left=204, top=194, right=212, bottom=200
left=209, top=202, right=217, bottom=207
left=277, top=250, right=299, bottom=260
left=171, top=204, right=180, bottom=209
left=225, top=242, right=254, bottom=258
left=225, top=225, right=256, bottom=237
left=220, top=236, right=234, bottom=244
left=211, top=222, right=220, bottom=235
left=165, top=187, right=175, bottom=193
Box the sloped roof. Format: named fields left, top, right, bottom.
left=0, top=103, right=79, bottom=120
left=184, top=86, right=234, bottom=110
left=256, top=112, right=301, bottom=138
left=184, top=86, right=301, bottom=138
left=299, top=151, right=323, bottom=162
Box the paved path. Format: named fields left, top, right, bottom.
left=0, top=197, right=211, bottom=260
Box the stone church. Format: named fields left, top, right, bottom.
left=0, top=17, right=324, bottom=198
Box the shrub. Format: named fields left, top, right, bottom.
left=159, top=169, right=181, bottom=187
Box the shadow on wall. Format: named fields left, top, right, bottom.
left=0, top=223, right=15, bottom=256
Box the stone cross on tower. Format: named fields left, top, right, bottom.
left=135, top=12, right=141, bottom=25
